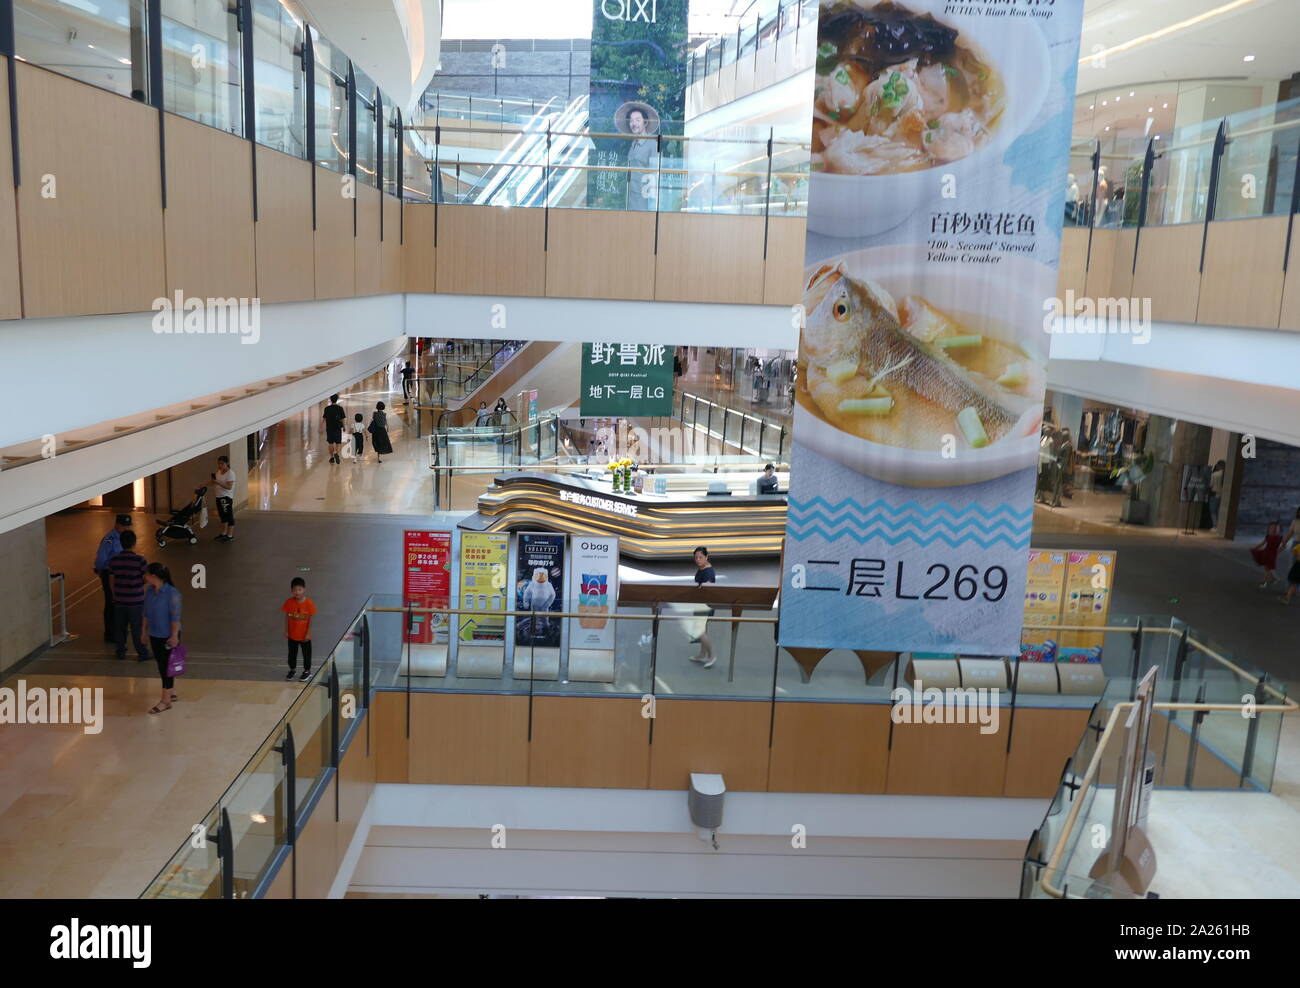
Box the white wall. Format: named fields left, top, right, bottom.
left=0, top=520, right=50, bottom=672
left=339, top=783, right=1044, bottom=898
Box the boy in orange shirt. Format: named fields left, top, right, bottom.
left=282, top=577, right=318, bottom=682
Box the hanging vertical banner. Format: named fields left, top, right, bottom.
left=780, top=0, right=1085, bottom=654
left=588, top=0, right=688, bottom=210
left=567, top=536, right=620, bottom=650
left=515, top=532, right=566, bottom=648
left=403, top=530, right=452, bottom=645
left=458, top=531, right=509, bottom=643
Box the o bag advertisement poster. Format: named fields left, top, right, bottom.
left=567, top=536, right=620, bottom=650
left=458, top=532, right=509, bottom=643
left=515, top=533, right=566, bottom=648
left=780, top=0, right=1085, bottom=654
left=403, top=530, right=452, bottom=645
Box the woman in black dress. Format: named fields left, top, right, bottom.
left=689, top=546, right=717, bottom=668
left=369, top=401, right=394, bottom=464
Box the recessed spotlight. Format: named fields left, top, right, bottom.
left=1089, top=104, right=1095, bottom=110
left=1243, top=54, right=1256, bottom=62
left=1154, top=135, right=1161, bottom=140
left=1129, top=91, right=1135, bottom=96
left=1147, top=107, right=1153, bottom=112
left=1162, top=102, right=1169, bottom=108
left=1114, top=95, right=1121, bottom=101
left=1102, top=100, right=1108, bottom=105
left=1104, top=126, right=1110, bottom=131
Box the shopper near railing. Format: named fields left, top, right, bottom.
left=689, top=547, right=718, bottom=670
left=323, top=395, right=347, bottom=465
left=108, top=530, right=152, bottom=664
left=142, top=564, right=183, bottom=715
left=368, top=403, right=394, bottom=465
left=282, top=577, right=317, bottom=682
left=93, top=514, right=134, bottom=643
left=401, top=361, right=416, bottom=403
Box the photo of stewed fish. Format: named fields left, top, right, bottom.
left=812, top=0, right=1004, bottom=175
left=799, top=263, right=1040, bottom=452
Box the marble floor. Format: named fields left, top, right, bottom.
left=0, top=674, right=298, bottom=898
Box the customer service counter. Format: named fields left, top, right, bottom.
left=459, top=471, right=787, bottom=558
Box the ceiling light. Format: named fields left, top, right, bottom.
left=1089, top=104, right=1095, bottom=110
left=1104, top=126, right=1110, bottom=131
left=118, top=57, right=131, bottom=65
left=1154, top=135, right=1161, bottom=140
left=1129, top=91, right=1135, bottom=96
left=1147, top=107, right=1153, bottom=112
left=1243, top=54, right=1255, bottom=61
left=1163, top=103, right=1169, bottom=108
left=1102, top=100, right=1108, bottom=105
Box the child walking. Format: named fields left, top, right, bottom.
left=282, top=577, right=318, bottom=681
left=351, top=412, right=366, bottom=462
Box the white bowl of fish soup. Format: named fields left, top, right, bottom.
left=806, top=0, right=1050, bottom=239
left=795, top=248, right=1047, bottom=488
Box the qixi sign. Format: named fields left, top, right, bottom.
left=601, top=0, right=658, bottom=23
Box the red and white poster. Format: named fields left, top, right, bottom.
left=403, top=530, right=452, bottom=644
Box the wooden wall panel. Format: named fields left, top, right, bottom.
left=528, top=697, right=649, bottom=789
left=380, top=194, right=402, bottom=294
left=1197, top=216, right=1288, bottom=329
left=763, top=216, right=806, bottom=306
left=314, top=165, right=355, bottom=299
left=294, top=776, right=338, bottom=899
left=768, top=701, right=891, bottom=794
left=436, top=203, right=545, bottom=297
left=372, top=690, right=409, bottom=784
left=886, top=720, right=1009, bottom=797
left=0, top=59, right=21, bottom=319
left=262, top=852, right=294, bottom=898
left=1108, top=228, right=1137, bottom=301
left=15, top=63, right=165, bottom=317
left=409, top=692, right=530, bottom=786
left=337, top=723, right=376, bottom=859
left=1282, top=233, right=1300, bottom=332
left=647, top=699, right=771, bottom=792
left=163, top=115, right=255, bottom=301
left=545, top=208, right=655, bottom=300
left=1131, top=224, right=1202, bottom=324
left=1003, top=707, right=1090, bottom=798
left=255, top=147, right=315, bottom=302
left=655, top=213, right=765, bottom=304
left=1082, top=229, right=1115, bottom=301
left=354, top=183, right=381, bottom=296
left=1055, top=227, right=1088, bottom=301
left=402, top=203, right=436, bottom=292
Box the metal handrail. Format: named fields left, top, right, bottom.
left=1037, top=692, right=1297, bottom=899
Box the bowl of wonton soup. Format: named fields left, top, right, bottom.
left=806, top=0, right=1050, bottom=239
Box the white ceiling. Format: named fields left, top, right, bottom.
left=1077, top=0, right=1297, bottom=97
left=291, top=0, right=442, bottom=113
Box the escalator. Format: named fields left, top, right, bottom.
left=423, top=94, right=592, bottom=207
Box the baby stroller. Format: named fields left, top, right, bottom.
left=155, top=486, right=207, bottom=547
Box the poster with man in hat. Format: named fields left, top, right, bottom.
left=587, top=0, right=687, bottom=210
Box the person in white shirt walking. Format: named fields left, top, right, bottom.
left=212, top=454, right=237, bottom=543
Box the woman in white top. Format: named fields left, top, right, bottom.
left=212, top=454, right=236, bottom=543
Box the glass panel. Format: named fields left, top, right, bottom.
left=141, top=806, right=221, bottom=898
left=383, top=99, right=400, bottom=196
left=161, top=0, right=243, bottom=135
left=222, top=749, right=284, bottom=895
left=1214, top=99, right=1300, bottom=220
left=288, top=671, right=331, bottom=817
left=14, top=0, right=151, bottom=101
left=311, top=29, right=348, bottom=172
left=252, top=0, right=306, bottom=157
left=354, top=68, right=378, bottom=187
left=1144, top=116, right=1220, bottom=226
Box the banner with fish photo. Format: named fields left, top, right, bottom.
left=780, top=0, right=1085, bottom=654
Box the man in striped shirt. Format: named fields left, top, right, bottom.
left=109, top=530, right=151, bottom=661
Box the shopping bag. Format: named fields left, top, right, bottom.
left=199, top=503, right=209, bottom=529
left=166, top=643, right=188, bottom=678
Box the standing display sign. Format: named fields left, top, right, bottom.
left=514, top=533, right=566, bottom=649
left=1058, top=549, right=1116, bottom=662
left=527, top=390, right=539, bottom=423
left=779, top=0, right=1085, bottom=655
left=1020, top=549, right=1067, bottom=662
left=403, top=530, right=452, bottom=645
left=567, top=536, right=620, bottom=650
left=587, top=0, right=687, bottom=210
left=580, top=342, right=673, bottom=417
left=458, top=532, right=509, bottom=643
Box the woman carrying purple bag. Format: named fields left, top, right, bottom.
left=142, top=563, right=183, bottom=715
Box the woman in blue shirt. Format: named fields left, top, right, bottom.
left=142, top=563, right=183, bottom=714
